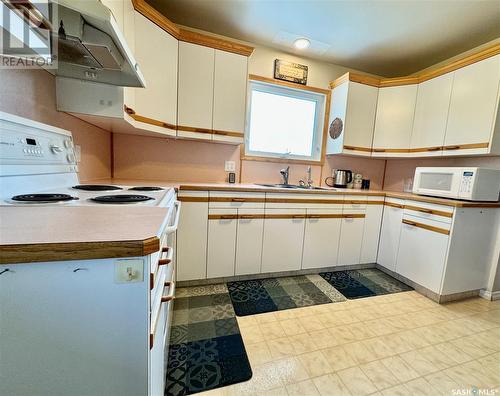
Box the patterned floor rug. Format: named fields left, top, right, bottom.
left=320, top=268, right=413, bottom=299
left=227, top=274, right=346, bottom=316
left=165, top=284, right=252, bottom=396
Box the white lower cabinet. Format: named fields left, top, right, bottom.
left=302, top=209, right=342, bottom=269
left=360, top=203, right=384, bottom=263
left=261, top=209, right=306, bottom=273
left=176, top=192, right=208, bottom=281
left=338, top=214, right=365, bottom=265
left=377, top=201, right=404, bottom=271
left=396, top=216, right=450, bottom=293
left=235, top=209, right=264, bottom=275
left=207, top=209, right=237, bottom=278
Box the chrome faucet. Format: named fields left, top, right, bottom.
left=299, top=166, right=313, bottom=188
left=280, top=166, right=290, bottom=185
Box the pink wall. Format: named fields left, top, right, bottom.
left=384, top=156, right=500, bottom=192
left=0, top=67, right=112, bottom=181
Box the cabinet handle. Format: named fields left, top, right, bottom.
left=402, top=219, right=417, bottom=227
left=158, top=258, right=171, bottom=266
left=161, top=247, right=169, bottom=253
left=444, top=146, right=460, bottom=150
left=292, top=215, right=305, bottom=219
left=231, top=198, right=246, bottom=202
left=308, top=215, right=321, bottom=219
left=220, top=215, right=236, bottom=220
left=161, top=281, right=176, bottom=302
left=372, top=148, right=386, bottom=152
left=239, top=215, right=253, bottom=219
left=417, top=208, right=433, bottom=214
left=427, top=147, right=442, bottom=151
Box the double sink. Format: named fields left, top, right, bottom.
left=256, top=183, right=330, bottom=191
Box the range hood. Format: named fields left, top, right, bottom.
left=54, top=0, right=145, bottom=87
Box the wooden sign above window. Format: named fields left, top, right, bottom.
left=274, top=59, right=308, bottom=85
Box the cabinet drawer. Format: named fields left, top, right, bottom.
left=384, top=197, right=405, bottom=208
left=207, top=209, right=237, bottom=278
left=209, top=191, right=265, bottom=209
left=403, top=200, right=454, bottom=224
left=401, top=214, right=451, bottom=235
left=343, top=195, right=367, bottom=210
left=265, top=193, right=343, bottom=209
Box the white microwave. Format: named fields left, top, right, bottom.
left=413, top=167, right=500, bottom=202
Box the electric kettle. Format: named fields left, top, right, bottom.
left=325, top=169, right=353, bottom=188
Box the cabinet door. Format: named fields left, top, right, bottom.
left=377, top=204, right=403, bottom=271
left=133, top=12, right=177, bottom=135
left=212, top=50, right=247, bottom=143
left=396, top=218, right=449, bottom=293
left=207, top=209, right=237, bottom=278
left=410, top=73, right=453, bottom=155
left=176, top=195, right=209, bottom=281
left=444, top=55, right=499, bottom=153
left=177, top=42, right=215, bottom=139
left=261, top=209, right=306, bottom=273
left=338, top=215, right=365, bottom=265
left=360, top=204, right=383, bottom=264
left=235, top=209, right=264, bottom=275
left=343, top=82, right=379, bottom=155
left=372, top=85, right=418, bottom=155
left=302, top=209, right=342, bottom=269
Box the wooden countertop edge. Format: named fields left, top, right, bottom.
left=178, top=184, right=500, bottom=207
left=0, top=237, right=160, bottom=265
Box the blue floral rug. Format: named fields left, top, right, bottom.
left=319, top=268, right=412, bottom=299
left=165, top=284, right=252, bottom=396
left=227, top=274, right=346, bottom=316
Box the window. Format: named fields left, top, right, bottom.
left=245, top=80, right=326, bottom=162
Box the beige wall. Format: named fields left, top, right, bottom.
left=0, top=67, right=112, bottom=181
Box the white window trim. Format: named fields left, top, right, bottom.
left=244, top=79, right=326, bottom=162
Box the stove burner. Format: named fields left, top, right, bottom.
left=128, top=186, right=164, bottom=191
left=90, top=194, right=154, bottom=204
left=12, top=193, right=77, bottom=202
left=73, top=185, right=123, bottom=191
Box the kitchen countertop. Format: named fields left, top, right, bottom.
left=0, top=206, right=169, bottom=264
left=87, top=179, right=500, bottom=208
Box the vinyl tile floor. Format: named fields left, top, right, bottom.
left=194, top=291, right=500, bottom=396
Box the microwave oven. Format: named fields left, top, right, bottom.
left=413, top=167, right=500, bottom=202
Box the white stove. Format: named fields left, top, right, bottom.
left=0, top=111, right=174, bottom=207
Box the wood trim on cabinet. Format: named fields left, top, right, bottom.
left=209, top=197, right=266, bottom=203
left=264, top=214, right=307, bottom=219
left=212, top=129, right=244, bottom=138
left=306, top=214, right=343, bottom=219
left=208, top=214, right=239, bottom=220
left=408, top=146, right=443, bottom=153
left=238, top=214, right=266, bottom=219
left=265, top=198, right=344, bottom=204
left=372, top=148, right=411, bottom=153
left=343, top=145, right=373, bottom=153
left=384, top=202, right=404, bottom=209
left=131, top=0, right=254, bottom=56
left=404, top=205, right=453, bottom=218
left=343, top=214, right=366, bottom=219
left=365, top=201, right=385, bottom=205
left=177, top=196, right=210, bottom=202
left=442, top=142, right=489, bottom=151
left=249, top=74, right=330, bottom=95
left=402, top=219, right=450, bottom=235
left=177, top=125, right=213, bottom=135
left=0, top=237, right=160, bottom=264
left=329, top=43, right=500, bottom=89
left=125, top=106, right=177, bottom=130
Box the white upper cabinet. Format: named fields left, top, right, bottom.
left=131, top=12, right=178, bottom=136
left=212, top=50, right=247, bottom=143
left=443, top=54, right=500, bottom=155
left=410, top=73, right=454, bottom=156
left=326, top=81, right=378, bottom=156
left=177, top=42, right=215, bottom=139
left=372, top=84, right=418, bottom=156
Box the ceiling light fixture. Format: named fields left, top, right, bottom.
left=293, top=38, right=310, bottom=50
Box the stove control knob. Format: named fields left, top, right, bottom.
left=67, top=153, right=75, bottom=163
left=51, top=145, right=63, bottom=154
left=64, top=139, right=74, bottom=149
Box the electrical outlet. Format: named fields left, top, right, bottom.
left=225, top=160, right=236, bottom=172
left=114, top=259, right=144, bottom=283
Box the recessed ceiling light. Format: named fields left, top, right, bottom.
left=293, top=38, right=310, bottom=50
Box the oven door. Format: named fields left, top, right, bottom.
left=413, top=167, right=462, bottom=199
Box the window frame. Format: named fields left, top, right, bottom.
left=243, top=77, right=329, bottom=164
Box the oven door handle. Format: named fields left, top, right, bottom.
left=164, top=201, right=181, bottom=234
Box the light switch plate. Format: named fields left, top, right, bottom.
left=225, top=160, right=236, bottom=172
left=114, top=259, right=144, bottom=283
left=74, top=145, right=82, bottom=163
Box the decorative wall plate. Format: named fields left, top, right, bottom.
left=329, top=117, right=343, bottom=139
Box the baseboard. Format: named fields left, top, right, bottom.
left=479, top=289, right=500, bottom=301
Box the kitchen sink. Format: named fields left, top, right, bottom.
left=255, top=183, right=329, bottom=190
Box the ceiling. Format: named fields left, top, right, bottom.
left=146, top=0, right=500, bottom=77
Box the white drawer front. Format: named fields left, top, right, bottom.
left=403, top=200, right=454, bottom=224
left=265, top=193, right=343, bottom=209
left=209, top=191, right=265, bottom=209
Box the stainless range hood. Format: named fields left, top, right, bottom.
left=54, top=0, right=145, bottom=87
